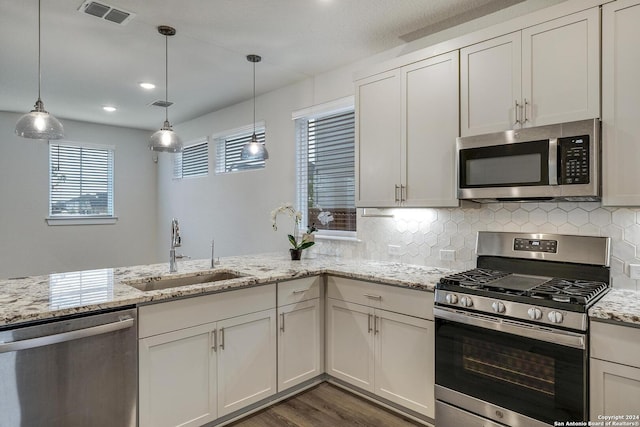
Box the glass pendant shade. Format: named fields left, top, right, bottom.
left=15, top=0, right=64, bottom=141
left=240, top=132, right=269, bottom=160
left=149, top=120, right=183, bottom=153
left=15, top=99, right=64, bottom=140
left=149, top=25, right=183, bottom=153
left=241, top=54, right=269, bottom=161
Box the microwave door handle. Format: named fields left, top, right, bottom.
left=548, top=138, right=558, bottom=186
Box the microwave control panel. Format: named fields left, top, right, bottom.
left=559, top=135, right=590, bottom=185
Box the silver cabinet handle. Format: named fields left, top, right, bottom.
left=280, top=313, right=285, bottom=332
left=211, top=329, right=217, bottom=352
left=219, top=327, right=225, bottom=350
left=367, top=313, right=372, bottom=334
left=0, top=316, right=134, bottom=354
left=514, top=100, right=521, bottom=125
left=400, top=185, right=406, bottom=202
left=523, top=98, right=529, bottom=123
left=394, top=185, right=400, bottom=203
left=374, top=315, right=379, bottom=335
left=364, top=293, right=382, bottom=300
left=291, top=289, right=307, bottom=294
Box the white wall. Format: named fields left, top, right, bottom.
left=0, top=111, right=158, bottom=278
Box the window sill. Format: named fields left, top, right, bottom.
left=46, top=216, right=119, bottom=226
left=314, top=233, right=360, bottom=243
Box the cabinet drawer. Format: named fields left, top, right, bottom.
left=277, top=276, right=321, bottom=306
left=327, top=276, right=433, bottom=320
left=591, top=321, right=640, bottom=368
left=139, top=283, right=276, bottom=338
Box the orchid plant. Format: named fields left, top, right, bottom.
left=271, top=203, right=316, bottom=251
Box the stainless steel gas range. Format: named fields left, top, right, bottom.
left=434, top=231, right=611, bottom=427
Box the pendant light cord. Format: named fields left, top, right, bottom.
left=165, top=32, right=169, bottom=122
left=253, top=59, right=256, bottom=135
left=37, top=0, right=42, bottom=102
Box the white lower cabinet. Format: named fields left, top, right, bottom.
left=139, top=323, right=217, bottom=427
left=277, top=298, right=322, bottom=391
left=138, top=285, right=277, bottom=427
left=216, top=310, right=277, bottom=417
left=590, top=321, right=640, bottom=419
left=326, top=290, right=435, bottom=418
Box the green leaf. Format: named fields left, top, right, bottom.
left=299, top=241, right=315, bottom=250
left=287, top=234, right=297, bottom=247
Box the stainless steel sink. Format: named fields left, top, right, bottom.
left=124, top=270, right=246, bottom=292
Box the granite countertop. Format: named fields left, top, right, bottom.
left=0, top=253, right=452, bottom=327
left=589, top=288, right=640, bottom=328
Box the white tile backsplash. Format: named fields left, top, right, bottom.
left=310, top=202, right=640, bottom=291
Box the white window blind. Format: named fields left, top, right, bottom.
left=174, top=139, right=208, bottom=179
left=49, top=143, right=114, bottom=217
left=215, top=125, right=266, bottom=174
left=296, top=110, right=356, bottom=233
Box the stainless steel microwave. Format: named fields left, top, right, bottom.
left=456, top=119, right=600, bottom=202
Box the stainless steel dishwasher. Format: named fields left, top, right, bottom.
left=0, top=307, right=137, bottom=427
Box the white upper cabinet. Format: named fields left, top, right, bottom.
left=461, top=8, right=600, bottom=136
left=602, top=0, right=640, bottom=206
left=461, top=32, right=522, bottom=136
left=356, top=51, right=459, bottom=208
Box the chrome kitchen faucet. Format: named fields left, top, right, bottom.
left=169, top=218, right=181, bottom=273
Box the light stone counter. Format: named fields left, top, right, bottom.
left=0, top=253, right=452, bottom=327
left=589, top=288, right=640, bottom=328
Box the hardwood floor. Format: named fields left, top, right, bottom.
left=228, top=383, right=422, bottom=427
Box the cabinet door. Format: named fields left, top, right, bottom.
left=402, top=52, right=459, bottom=207
left=326, top=298, right=375, bottom=392
left=602, top=0, right=640, bottom=206
left=356, top=70, right=402, bottom=207
left=374, top=310, right=435, bottom=418
left=460, top=32, right=522, bottom=136
left=522, top=8, right=600, bottom=127
left=590, top=358, right=640, bottom=420
left=277, top=299, right=322, bottom=391
left=216, top=309, right=277, bottom=417
left=139, top=323, right=217, bottom=427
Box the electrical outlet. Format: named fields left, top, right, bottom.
left=388, top=245, right=402, bottom=256
left=440, top=249, right=456, bottom=261
left=629, top=264, right=640, bottom=279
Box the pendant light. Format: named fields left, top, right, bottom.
left=149, top=25, right=183, bottom=153
left=15, top=0, right=64, bottom=140
left=240, top=54, right=269, bottom=161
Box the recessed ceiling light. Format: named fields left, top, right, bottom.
left=139, top=82, right=155, bottom=90
left=103, top=106, right=117, bottom=112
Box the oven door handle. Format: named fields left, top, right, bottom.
left=434, top=307, right=586, bottom=350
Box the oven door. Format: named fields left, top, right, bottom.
left=434, top=307, right=587, bottom=426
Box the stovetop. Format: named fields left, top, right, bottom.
left=439, top=268, right=609, bottom=306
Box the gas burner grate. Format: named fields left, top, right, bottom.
left=529, top=278, right=609, bottom=305
left=440, top=268, right=511, bottom=287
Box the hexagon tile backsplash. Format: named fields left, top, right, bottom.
left=310, top=202, right=640, bottom=291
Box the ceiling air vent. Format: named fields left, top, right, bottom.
left=78, top=1, right=135, bottom=25
left=150, top=100, right=174, bottom=108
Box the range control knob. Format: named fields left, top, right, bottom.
left=491, top=301, right=506, bottom=313
left=445, top=293, right=458, bottom=305
left=528, top=307, right=543, bottom=320
left=460, top=296, right=473, bottom=308
left=548, top=311, right=563, bottom=324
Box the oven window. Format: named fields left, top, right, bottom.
left=459, top=139, right=550, bottom=188
left=436, top=318, right=585, bottom=424
left=462, top=336, right=555, bottom=396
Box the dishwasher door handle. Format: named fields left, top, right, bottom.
left=0, top=316, right=135, bottom=354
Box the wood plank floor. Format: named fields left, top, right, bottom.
left=228, top=383, right=422, bottom=427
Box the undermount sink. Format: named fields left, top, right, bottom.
left=125, top=270, right=246, bottom=292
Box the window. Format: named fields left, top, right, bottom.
left=49, top=142, right=115, bottom=223
left=174, top=139, right=209, bottom=179
left=215, top=123, right=266, bottom=174
left=295, top=103, right=356, bottom=236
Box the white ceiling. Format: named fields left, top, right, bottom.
left=0, top=0, right=526, bottom=131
